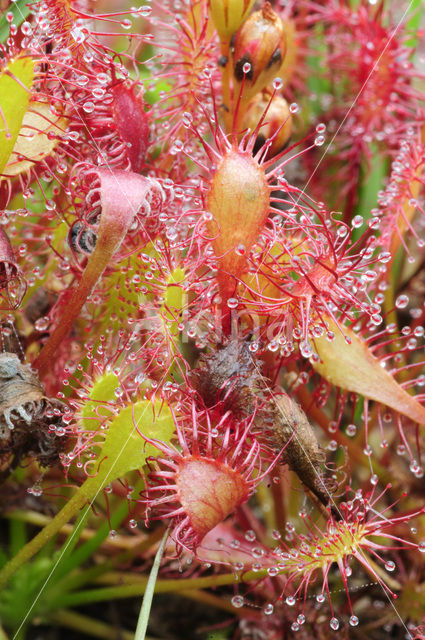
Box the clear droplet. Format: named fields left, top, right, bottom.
left=346, top=424, right=357, bottom=437
left=231, top=595, right=244, bottom=608
left=82, top=101, right=95, bottom=114
left=330, top=617, right=339, bottom=631
left=395, top=294, right=409, bottom=309
left=35, top=316, right=50, bottom=331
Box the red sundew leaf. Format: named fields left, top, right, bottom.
left=96, top=168, right=157, bottom=253
left=312, top=318, right=425, bottom=426
left=0, top=56, right=34, bottom=175
left=111, top=84, right=149, bottom=174
left=34, top=169, right=162, bottom=375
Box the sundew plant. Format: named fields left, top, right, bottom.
left=0, top=0, right=425, bottom=639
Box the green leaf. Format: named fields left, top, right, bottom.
left=405, top=0, right=424, bottom=49
left=81, top=371, right=120, bottom=420
left=312, top=317, right=425, bottom=426
left=134, top=526, right=170, bottom=640
left=0, top=0, right=31, bottom=44
left=97, top=400, right=174, bottom=484
left=0, top=56, right=34, bottom=175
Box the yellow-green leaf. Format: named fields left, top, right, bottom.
left=161, top=267, right=186, bottom=337
left=81, top=371, right=120, bottom=421
left=0, top=56, right=34, bottom=175
left=312, top=318, right=425, bottom=426
left=98, top=400, right=175, bottom=483
left=3, top=101, right=68, bottom=177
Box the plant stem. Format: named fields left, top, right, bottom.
left=33, top=239, right=119, bottom=376
left=0, top=475, right=101, bottom=590
left=48, top=609, right=136, bottom=640
left=134, top=525, right=170, bottom=640
left=34, top=169, right=154, bottom=376
left=47, top=569, right=269, bottom=609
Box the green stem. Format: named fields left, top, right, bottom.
left=48, top=610, right=136, bottom=640
left=0, top=474, right=102, bottom=591
left=134, top=525, right=170, bottom=640
left=49, top=570, right=268, bottom=609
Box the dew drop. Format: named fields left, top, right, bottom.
left=35, top=316, right=50, bottom=332
left=351, top=214, right=363, bottom=228
left=286, top=596, right=296, bottom=606
left=385, top=561, right=395, bottom=572
left=395, top=294, right=409, bottom=309
left=346, top=423, right=357, bottom=437
left=263, top=604, right=274, bottom=615
left=299, top=340, right=313, bottom=358
left=231, top=595, right=244, bottom=608
left=28, top=485, right=42, bottom=497
left=83, top=101, right=95, bottom=114
left=21, top=21, right=32, bottom=35
left=349, top=615, right=359, bottom=627
left=418, top=541, right=425, bottom=553
left=330, top=617, right=339, bottom=631
left=289, top=102, right=299, bottom=114
left=227, top=297, right=238, bottom=309
left=314, top=135, right=325, bottom=146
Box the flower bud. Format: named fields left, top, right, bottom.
left=233, top=3, right=286, bottom=99
left=206, top=149, right=269, bottom=300
left=208, top=0, right=255, bottom=44
left=242, top=89, right=292, bottom=158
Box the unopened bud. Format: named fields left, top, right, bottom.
left=208, top=0, right=255, bottom=43
left=242, top=89, right=292, bottom=158
left=233, top=3, right=286, bottom=98
left=206, top=149, right=269, bottom=301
